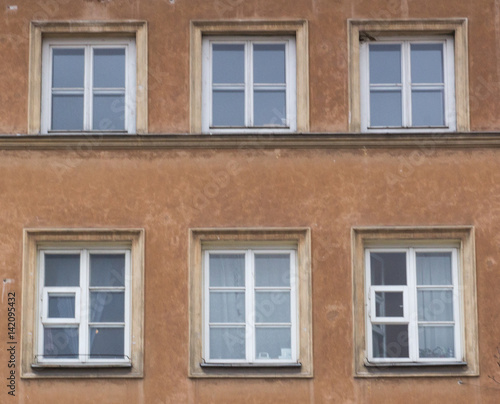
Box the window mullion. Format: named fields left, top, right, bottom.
left=246, top=250, right=254, bottom=362
left=247, top=41, right=253, bottom=128
left=84, top=46, right=92, bottom=131
left=79, top=250, right=88, bottom=363
left=407, top=248, right=419, bottom=361
left=403, top=41, right=412, bottom=127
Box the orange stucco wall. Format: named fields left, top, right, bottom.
left=1, top=0, right=500, bottom=403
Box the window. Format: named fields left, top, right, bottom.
left=190, top=20, right=309, bottom=134
left=41, top=38, right=136, bottom=133
left=366, top=247, right=460, bottom=363
left=202, top=37, right=296, bottom=133
left=348, top=19, right=469, bottom=133
left=189, top=228, right=312, bottom=378
left=204, top=248, right=297, bottom=363
left=39, top=248, right=130, bottom=364
left=360, top=38, right=455, bottom=131
left=352, top=227, right=479, bottom=377
left=21, top=229, right=144, bottom=378
left=28, top=21, right=148, bottom=135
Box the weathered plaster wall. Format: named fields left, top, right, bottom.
left=0, top=147, right=499, bottom=402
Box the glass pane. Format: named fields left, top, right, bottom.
left=419, top=326, right=455, bottom=358
left=372, top=324, right=409, bottom=358
left=255, top=327, right=291, bottom=360
left=253, top=90, right=286, bottom=126
left=90, top=292, right=125, bottom=322
left=52, top=48, right=84, bottom=88
left=253, top=44, right=286, bottom=83
left=43, top=327, right=79, bottom=358
left=209, top=254, right=245, bottom=287
left=48, top=295, right=75, bottom=318
left=89, top=327, right=124, bottom=358
left=93, top=48, right=125, bottom=88
left=417, top=252, right=452, bottom=285
left=51, top=94, right=84, bottom=130
left=90, top=254, right=125, bottom=287
left=255, top=292, right=290, bottom=323
left=92, top=94, right=125, bottom=130
left=45, top=254, right=80, bottom=287
left=210, top=292, right=245, bottom=323
left=369, top=44, right=401, bottom=84
left=255, top=253, right=290, bottom=287
left=411, top=89, right=445, bottom=126
left=370, top=252, right=406, bottom=286
left=209, top=327, right=245, bottom=360
left=212, top=44, right=244, bottom=84
left=370, top=90, right=402, bottom=127
left=375, top=292, right=404, bottom=317
left=212, top=90, right=245, bottom=126
left=418, top=290, right=453, bottom=321
left=411, top=43, right=444, bottom=83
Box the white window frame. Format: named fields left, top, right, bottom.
left=202, top=247, right=298, bottom=364
left=201, top=36, right=297, bottom=134
left=365, top=246, right=462, bottom=364
left=41, top=37, right=137, bottom=134
left=360, top=36, right=455, bottom=133
left=37, top=247, right=131, bottom=366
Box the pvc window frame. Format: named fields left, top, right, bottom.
left=360, top=36, right=456, bottom=132
left=41, top=37, right=136, bottom=134
left=201, top=36, right=297, bottom=134
left=203, top=248, right=298, bottom=364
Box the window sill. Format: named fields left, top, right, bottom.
left=365, top=360, right=467, bottom=367
left=32, top=362, right=132, bottom=369
left=200, top=362, right=302, bottom=368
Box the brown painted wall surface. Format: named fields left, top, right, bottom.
left=1, top=0, right=500, bottom=403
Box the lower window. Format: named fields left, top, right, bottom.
left=21, top=229, right=144, bottom=378
left=204, top=249, right=296, bottom=363
left=352, top=227, right=479, bottom=377
left=366, top=247, right=460, bottom=363
left=39, top=248, right=130, bottom=364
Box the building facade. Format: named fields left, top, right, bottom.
left=1, top=0, right=499, bottom=402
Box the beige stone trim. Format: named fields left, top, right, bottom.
left=352, top=226, right=479, bottom=377
left=21, top=228, right=145, bottom=378
left=189, top=228, right=313, bottom=378
left=348, top=19, right=469, bottom=132
left=190, top=20, right=309, bottom=133
left=28, top=21, right=148, bottom=135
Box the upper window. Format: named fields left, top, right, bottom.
left=190, top=20, right=309, bottom=134
left=360, top=38, right=455, bottom=132
left=28, top=21, right=148, bottom=135
left=41, top=38, right=136, bottom=133
left=202, top=37, right=296, bottom=133
left=21, top=229, right=145, bottom=378
left=348, top=19, right=469, bottom=133
left=189, top=228, right=312, bottom=378
left=352, top=227, right=479, bottom=377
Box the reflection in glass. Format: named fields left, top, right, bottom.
left=255, top=327, right=291, bottom=360
left=89, top=327, right=124, bottom=358
left=255, top=292, right=291, bottom=323
left=210, top=327, right=245, bottom=359
left=370, top=90, right=402, bottom=127
left=370, top=252, right=406, bottom=286
left=372, top=324, right=409, bottom=358
left=43, top=327, right=79, bottom=358
left=253, top=90, right=286, bottom=126
left=93, top=94, right=125, bottom=130
left=253, top=44, right=286, bottom=84
left=93, top=48, right=125, bottom=88
left=411, top=44, right=444, bottom=84
left=48, top=295, right=75, bottom=318
left=369, top=44, right=401, bottom=84
left=212, top=44, right=245, bottom=84
left=52, top=48, right=84, bottom=88
left=419, top=326, right=454, bottom=358
left=255, top=254, right=290, bottom=287
left=412, top=89, right=445, bottom=126
left=212, top=90, right=245, bottom=126
left=90, top=254, right=125, bottom=287
left=210, top=292, right=245, bottom=323
left=51, top=94, right=84, bottom=130
left=209, top=254, right=245, bottom=287
left=45, top=254, right=80, bottom=287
